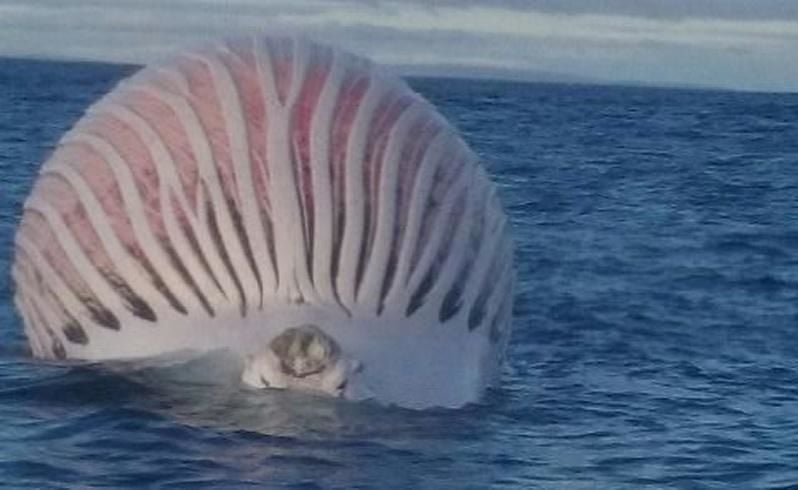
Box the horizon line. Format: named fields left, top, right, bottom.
left=2, top=53, right=796, bottom=96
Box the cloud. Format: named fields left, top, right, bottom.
left=0, top=0, right=796, bottom=92
left=344, top=0, right=798, bottom=22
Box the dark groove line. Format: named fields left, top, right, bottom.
left=489, top=280, right=512, bottom=345
left=354, top=187, right=372, bottom=299
left=377, top=234, right=399, bottom=315
left=42, top=284, right=90, bottom=345
left=78, top=294, right=121, bottom=331
left=13, top=259, right=47, bottom=354
left=46, top=172, right=158, bottom=323
left=382, top=120, right=438, bottom=314
left=464, top=203, right=490, bottom=330
left=290, top=52, right=327, bottom=285
left=406, top=267, right=434, bottom=317
left=406, top=164, right=445, bottom=285
left=18, top=301, right=43, bottom=356
left=207, top=51, right=261, bottom=314
left=440, top=264, right=468, bottom=324
left=29, top=299, right=67, bottom=359
left=356, top=97, right=408, bottom=299
left=470, top=246, right=506, bottom=332
left=228, top=197, right=263, bottom=309
left=296, top=48, right=333, bottom=287
left=261, top=208, right=280, bottom=289
left=128, top=244, right=187, bottom=315
left=406, top=190, right=465, bottom=318
left=377, top=174, right=405, bottom=315
left=291, top=269, right=306, bottom=304
left=206, top=190, right=246, bottom=317
left=290, top=133, right=314, bottom=285
left=163, top=241, right=215, bottom=317
left=354, top=96, right=390, bottom=299
left=101, top=269, right=157, bottom=322
left=35, top=244, right=123, bottom=331
left=51, top=335, right=66, bottom=359
left=329, top=85, right=348, bottom=314
left=174, top=191, right=227, bottom=300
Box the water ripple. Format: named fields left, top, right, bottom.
left=1, top=63, right=798, bottom=488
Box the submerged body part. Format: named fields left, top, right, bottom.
left=12, top=34, right=514, bottom=408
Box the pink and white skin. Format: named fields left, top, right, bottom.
left=12, top=35, right=514, bottom=409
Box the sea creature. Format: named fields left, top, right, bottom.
left=12, top=35, right=514, bottom=408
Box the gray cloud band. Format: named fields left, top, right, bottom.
left=3, top=0, right=798, bottom=21
left=0, top=0, right=796, bottom=92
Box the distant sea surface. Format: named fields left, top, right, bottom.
left=2, top=58, right=798, bottom=489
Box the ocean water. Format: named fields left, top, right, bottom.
left=2, top=57, right=798, bottom=489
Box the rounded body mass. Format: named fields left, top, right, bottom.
left=12, top=35, right=514, bottom=408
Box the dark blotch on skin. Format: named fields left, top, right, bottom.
left=62, top=321, right=89, bottom=345
left=101, top=270, right=157, bottom=322
left=39, top=281, right=91, bottom=344
left=468, top=298, right=486, bottom=331
left=406, top=268, right=434, bottom=317
left=52, top=337, right=66, bottom=360
left=469, top=252, right=506, bottom=332
left=440, top=278, right=464, bottom=324
left=80, top=296, right=121, bottom=331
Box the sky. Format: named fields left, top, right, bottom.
left=1, top=0, right=797, bottom=92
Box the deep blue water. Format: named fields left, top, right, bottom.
left=2, top=58, right=798, bottom=489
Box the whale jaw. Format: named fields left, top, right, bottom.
left=241, top=324, right=362, bottom=399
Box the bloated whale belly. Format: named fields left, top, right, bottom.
left=12, top=34, right=514, bottom=408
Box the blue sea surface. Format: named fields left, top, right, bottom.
left=1, top=58, right=798, bottom=489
